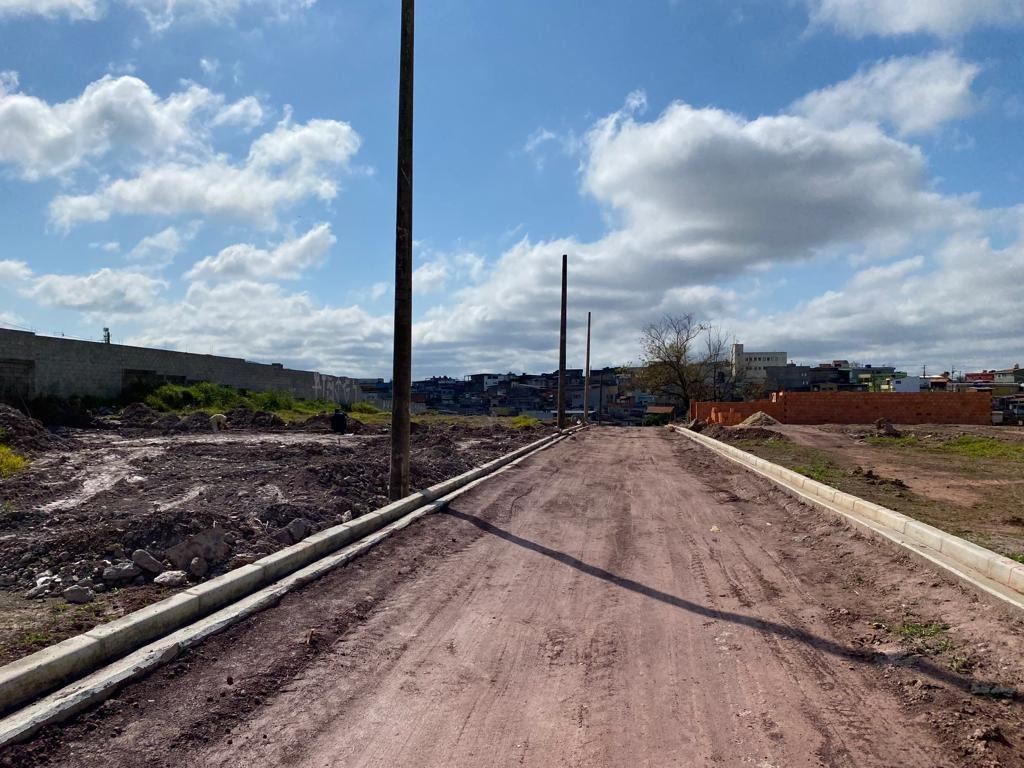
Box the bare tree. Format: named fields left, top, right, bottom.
left=636, top=314, right=734, bottom=409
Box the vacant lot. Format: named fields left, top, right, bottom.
left=0, top=405, right=547, bottom=665
left=704, top=422, right=1024, bottom=561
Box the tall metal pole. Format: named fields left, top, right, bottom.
left=556, top=254, right=567, bottom=430
left=583, top=311, right=591, bottom=425
left=389, top=0, right=414, bottom=501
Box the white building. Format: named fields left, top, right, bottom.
left=730, top=343, right=787, bottom=381
left=891, top=376, right=923, bottom=392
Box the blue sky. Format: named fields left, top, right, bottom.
left=1, top=0, right=1022, bottom=378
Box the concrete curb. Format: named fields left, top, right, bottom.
left=671, top=426, right=1024, bottom=613
left=0, top=428, right=580, bottom=748
left=0, top=426, right=583, bottom=719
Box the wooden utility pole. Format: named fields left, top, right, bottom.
left=583, top=311, right=591, bottom=425
left=389, top=0, right=414, bottom=501
left=556, top=254, right=568, bottom=431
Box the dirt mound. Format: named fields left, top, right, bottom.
left=177, top=411, right=213, bottom=432
left=225, top=407, right=286, bottom=430
left=0, top=405, right=63, bottom=453
left=120, top=402, right=162, bottom=427
left=702, top=423, right=789, bottom=443
left=739, top=411, right=780, bottom=427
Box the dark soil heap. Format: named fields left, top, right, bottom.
left=0, top=405, right=64, bottom=453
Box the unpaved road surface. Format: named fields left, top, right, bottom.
left=6, top=428, right=1023, bottom=767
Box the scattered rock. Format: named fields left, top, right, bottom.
left=286, top=517, right=314, bottom=543
left=62, top=585, right=95, bottom=604
left=153, top=570, right=188, bottom=587
left=874, top=418, right=901, bottom=437
left=188, top=557, right=209, bottom=578
left=166, top=528, right=231, bottom=570
left=132, top=549, right=165, bottom=575
left=103, top=563, right=142, bottom=583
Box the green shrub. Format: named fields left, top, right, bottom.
left=138, top=382, right=333, bottom=418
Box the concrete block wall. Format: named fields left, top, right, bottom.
left=690, top=391, right=992, bottom=425
left=0, top=329, right=364, bottom=405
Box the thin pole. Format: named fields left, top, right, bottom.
left=583, top=311, right=591, bottom=425
left=389, top=0, right=414, bottom=501
left=556, top=254, right=567, bottom=430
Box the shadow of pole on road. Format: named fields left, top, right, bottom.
left=442, top=507, right=1018, bottom=699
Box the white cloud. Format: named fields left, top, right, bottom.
left=370, top=282, right=389, bottom=300
left=0, top=259, right=32, bottom=282
left=806, top=0, right=1024, bottom=38
left=0, top=0, right=101, bottom=20
left=412, top=260, right=449, bottom=294
left=0, top=74, right=217, bottom=180
left=128, top=279, right=391, bottom=376
left=199, top=57, right=220, bottom=76
left=49, top=117, right=360, bottom=229
left=90, top=241, right=122, bottom=253
left=0, top=0, right=317, bottom=29
left=410, top=90, right=992, bottom=374
left=793, top=51, right=981, bottom=135
left=24, top=268, right=166, bottom=313
left=185, top=222, right=334, bottom=280
left=212, top=95, right=264, bottom=131
left=737, top=228, right=1024, bottom=369
left=129, top=223, right=199, bottom=265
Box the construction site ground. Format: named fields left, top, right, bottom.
left=0, top=412, right=547, bottom=665
left=704, top=423, right=1024, bottom=562
left=4, top=427, right=1023, bottom=767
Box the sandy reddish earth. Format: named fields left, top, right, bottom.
left=4, top=427, right=1024, bottom=767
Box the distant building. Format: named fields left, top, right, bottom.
left=730, top=343, right=787, bottom=381
left=891, top=376, right=923, bottom=393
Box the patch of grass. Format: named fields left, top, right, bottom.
left=348, top=401, right=382, bottom=414
left=792, top=458, right=842, bottom=485
left=939, top=435, right=1024, bottom=462
left=1009, top=553, right=1024, bottom=564
left=0, top=445, right=28, bottom=477
left=510, top=415, right=542, bottom=429
left=864, top=435, right=921, bottom=448
left=896, top=621, right=948, bottom=639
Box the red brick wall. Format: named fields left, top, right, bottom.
left=690, top=391, right=991, bottom=425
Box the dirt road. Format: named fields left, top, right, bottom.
left=6, top=428, right=1023, bottom=767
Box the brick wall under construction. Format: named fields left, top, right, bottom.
left=689, top=391, right=992, bottom=426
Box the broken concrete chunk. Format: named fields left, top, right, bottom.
left=132, top=549, right=165, bottom=575
left=103, top=563, right=142, bottom=583
left=153, top=570, right=189, bottom=587
left=166, top=528, right=231, bottom=570
left=62, top=585, right=95, bottom=604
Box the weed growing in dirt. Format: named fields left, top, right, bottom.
left=16, top=631, right=52, bottom=648
left=1010, top=553, right=1024, bottom=564
left=897, top=622, right=948, bottom=639
left=0, top=428, right=28, bottom=477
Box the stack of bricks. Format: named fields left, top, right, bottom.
left=691, top=391, right=991, bottom=426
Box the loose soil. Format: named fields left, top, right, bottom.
left=4, top=428, right=1022, bottom=767
left=704, top=422, right=1024, bottom=561
left=0, top=418, right=547, bottom=664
